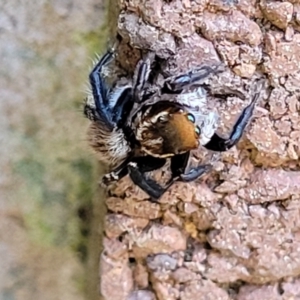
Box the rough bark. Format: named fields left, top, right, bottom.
left=100, top=1, right=300, bottom=299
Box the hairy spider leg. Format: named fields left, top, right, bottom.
left=110, top=56, right=154, bottom=126
left=170, top=153, right=212, bottom=182
left=204, top=92, right=258, bottom=152
left=88, top=50, right=115, bottom=129
left=162, top=65, right=221, bottom=94
left=88, top=50, right=138, bottom=131
left=132, top=58, right=152, bottom=102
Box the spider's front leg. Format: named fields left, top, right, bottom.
left=170, top=152, right=212, bottom=183
left=127, top=156, right=170, bottom=200
left=162, top=64, right=224, bottom=94
left=204, top=92, right=258, bottom=152
left=132, top=57, right=152, bottom=102
left=103, top=156, right=168, bottom=200
left=128, top=163, right=167, bottom=200
left=128, top=154, right=211, bottom=199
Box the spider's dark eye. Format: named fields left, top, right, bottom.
left=187, top=113, right=195, bottom=123
left=195, top=126, right=201, bottom=136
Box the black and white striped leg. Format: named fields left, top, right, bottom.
left=87, top=50, right=115, bottom=129
left=132, top=57, right=152, bottom=102
left=162, top=64, right=222, bottom=94
left=86, top=50, right=137, bottom=130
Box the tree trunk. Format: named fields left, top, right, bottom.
left=99, top=1, right=300, bottom=299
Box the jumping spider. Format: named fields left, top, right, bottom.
left=84, top=49, right=258, bottom=200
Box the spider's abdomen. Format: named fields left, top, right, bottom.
left=87, top=122, right=131, bottom=169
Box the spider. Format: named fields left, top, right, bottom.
left=84, top=49, right=258, bottom=200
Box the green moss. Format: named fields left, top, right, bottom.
left=15, top=158, right=45, bottom=187
left=13, top=139, right=97, bottom=249
left=73, top=0, right=119, bottom=54
left=74, top=30, right=107, bottom=54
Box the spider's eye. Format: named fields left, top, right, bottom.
left=187, top=113, right=195, bottom=123
left=195, top=126, right=201, bottom=136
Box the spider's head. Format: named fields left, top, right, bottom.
left=136, top=102, right=201, bottom=158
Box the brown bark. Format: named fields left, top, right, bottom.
left=99, top=1, right=300, bottom=299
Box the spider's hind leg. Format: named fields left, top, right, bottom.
left=86, top=49, right=136, bottom=129
left=89, top=50, right=114, bottom=105
left=86, top=50, right=116, bottom=129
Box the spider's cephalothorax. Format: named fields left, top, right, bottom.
left=135, top=101, right=201, bottom=158
left=84, top=49, right=259, bottom=200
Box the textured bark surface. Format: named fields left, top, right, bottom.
left=100, top=1, right=300, bottom=299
